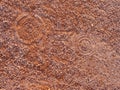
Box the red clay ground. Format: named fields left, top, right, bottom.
left=0, top=0, right=120, bottom=90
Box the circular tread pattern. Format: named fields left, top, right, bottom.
left=15, top=13, right=45, bottom=45
left=71, top=34, right=96, bottom=56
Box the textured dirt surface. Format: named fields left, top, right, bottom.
left=0, top=0, right=120, bottom=90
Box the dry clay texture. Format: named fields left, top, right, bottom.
left=0, top=0, right=120, bottom=90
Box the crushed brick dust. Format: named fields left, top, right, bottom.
left=0, top=0, right=120, bottom=90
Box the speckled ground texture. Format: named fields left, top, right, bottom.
left=0, top=0, right=120, bottom=90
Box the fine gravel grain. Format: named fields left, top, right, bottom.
left=0, top=0, right=120, bottom=90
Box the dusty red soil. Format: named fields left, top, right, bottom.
left=0, top=0, right=120, bottom=90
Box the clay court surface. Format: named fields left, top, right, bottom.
left=0, top=0, right=120, bottom=90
